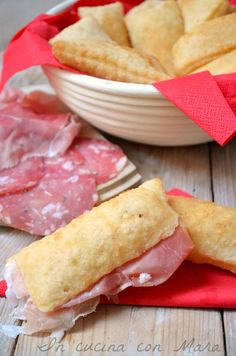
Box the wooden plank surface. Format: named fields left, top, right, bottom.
left=211, top=139, right=236, bottom=356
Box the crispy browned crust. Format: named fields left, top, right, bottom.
left=52, top=39, right=171, bottom=84
left=168, top=196, right=236, bottom=273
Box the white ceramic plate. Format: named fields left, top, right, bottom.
left=43, top=0, right=212, bottom=146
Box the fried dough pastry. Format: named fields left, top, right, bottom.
left=193, top=49, right=236, bottom=75
left=172, top=13, right=236, bottom=75
left=169, top=196, right=236, bottom=273
left=125, top=0, right=160, bottom=16
left=78, top=2, right=130, bottom=46
left=49, top=16, right=112, bottom=45
left=177, top=0, right=228, bottom=33
left=11, top=179, right=179, bottom=312
left=52, top=39, right=171, bottom=84
left=125, top=0, right=184, bottom=76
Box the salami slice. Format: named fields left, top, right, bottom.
left=0, top=155, right=97, bottom=235
left=0, top=157, right=44, bottom=196
left=73, top=138, right=127, bottom=185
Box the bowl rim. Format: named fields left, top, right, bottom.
left=45, top=0, right=162, bottom=96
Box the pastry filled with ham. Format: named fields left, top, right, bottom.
left=3, top=178, right=193, bottom=338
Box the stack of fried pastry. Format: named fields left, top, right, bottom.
left=50, top=0, right=236, bottom=83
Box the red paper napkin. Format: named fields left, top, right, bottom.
left=0, top=188, right=235, bottom=308
left=102, top=188, right=236, bottom=309
left=1, top=0, right=236, bottom=146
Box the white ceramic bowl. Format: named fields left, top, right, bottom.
left=43, top=0, right=212, bottom=146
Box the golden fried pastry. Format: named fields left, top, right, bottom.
left=78, top=2, right=130, bottom=46
left=49, top=16, right=112, bottom=45
left=125, top=0, right=184, bottom=76
left=52, top=38, right=171, bottom=84
left=177, top=0, right=228, bottom=33
left=192, top=49, right=236, bottom=75
left=169, top=196, right=236, bottom=273
left=125, top=0, right=160, bottom=16
left=4, top=179, right=194, bottom=338
left=172, top=13, right=236, bottom=75
left=8, top=179, right=180, bottom=312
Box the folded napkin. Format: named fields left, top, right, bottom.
left=0, top=188, right=235, bottom=308
left=1, top=0, right=236, bottom=146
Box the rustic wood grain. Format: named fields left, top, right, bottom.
left=211, top=139, right=236, bottom=207
left=223, top=311, right=236, bottom=356
left=211, top=138, right=236, bottom=356
left=111, top=138, right=212, bottom=199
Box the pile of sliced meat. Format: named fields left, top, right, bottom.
left=0, top=88, right=127, bottom=235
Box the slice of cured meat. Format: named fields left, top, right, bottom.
left=0, top=154, right=98, bottom=235
left=0, top=88, right=129, bottom=235
left=0, top=157, right=44, bottom=196
left=0, top=87, right=24, bottom=106
left=0, top=88, right=81, bottom=170
left=63, top=226, right=193, bottom=307
left=21, top=90, right=67, bottom=114
left=73, top=138, right=127, bottom=185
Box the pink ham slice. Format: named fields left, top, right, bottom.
left=0, top=153, right=98, bottom=235
left=73, top=138, right=127, bottom=185
left=0, top=157, right=44, bottom=196
left=63, top=226, right=193, bottom=307
left=0, top=88, right=81, bottom=170
left=3, top=226, right=193, bottom=337
left=22, top=298, right=100, bottom=337
left=0, top=87, right=24, bottom=106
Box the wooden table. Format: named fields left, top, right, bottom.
left=0, top=1, right=235, bottom=355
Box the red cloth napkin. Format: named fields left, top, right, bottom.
left=1, top=0, right=236, bottom=146
left=0, top=188, right=235, bottom=308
